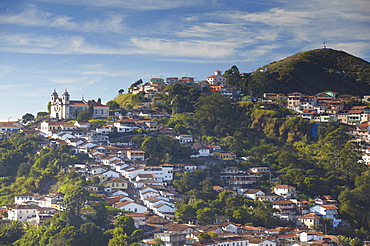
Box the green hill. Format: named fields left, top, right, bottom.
left=252, top=48, right=370, bottom=96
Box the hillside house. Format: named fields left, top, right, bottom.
left=175, top=134, right=193, bottom=144
left=127, top=150, right=145, bottom=160
left=104, top=177, right=128, bottom=189
left=207, top=70, right=227, bottom=86
left=297, top=213, right=321, bottom=229
left=272, top=199, right=296, bottom=218
left=213, top=151, right=236, bottom=161
left=0, top=121, right=23, bottom=133
left=273, top=185, right=297, bottom=198
left=114, top=201, right=148, bottom=213
left=310, top=204, right=341, bottom=227
left=7, top=204, right=41, bottom=222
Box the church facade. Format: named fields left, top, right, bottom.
left=50, top=90, right=109, bottom=120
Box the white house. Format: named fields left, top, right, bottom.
left=299, top=231, right=323, bottom=242
left=273, top=185, right=297, bottom=198
left=78, top=142, right=98, bottom=153
left=153, top=203, right=174, bottom=214
left=220, top=222, right=240, bottom=234
left=147, top=198, right=173, bottom=210
left=126, top=150, right=145, bottom=161
left=175, top=134, right=193, bottom=144
left=207, top=70, right=227, bottom=86
left=140, top=190, right=160, bottom=200
left=7, top=204, right=41, bottom=222
left=90, top=167, right=108, bottom=175
left=310, top=204, right=338, bottom=220
left=248, top=238, right=276, bottom=246
left=309, top=204, right=342, bottom=227
left=122, top=165, right=173, bottom=182
left=74, top=121, right=90, bottom=128
left=0, top=121, right=23, bottom=133
left=114, top=201, right=148, bottom=213
left=249, top=167, right=271, bottom=173
left=15, top=193, right=42, bottom=205
left=190, top=147, right=213, bottom=158
left=240, top=189, right=265, bottom=200
left=96, top=126, right=113, bottom=134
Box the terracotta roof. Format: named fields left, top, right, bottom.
left=297, top=213, right=321, bottom=219
left=274, top=185, right=295, bottom=189
left=319, top=204, right=338, bottom=210
left=272, top=199, right=294, bottom=205
left=163, top=222, right=191, bottom=232
left=125, top=213, right=146, bottom=217
left=114, top=200, right=133, bottom=208
left=243, top=189, right=262, bottom=194
left=15, top=192, right=40, bottom=197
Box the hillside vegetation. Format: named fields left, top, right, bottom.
left=252, top=48, right=370, bottom=95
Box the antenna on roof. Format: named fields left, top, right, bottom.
left=323, top=41, right=326, bottom=49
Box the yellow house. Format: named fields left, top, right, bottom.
left=104, top=177, right=128, bottom=189
left=213, top=151, right=236, bottom=161
left=297, top=213, right=321, bottom=229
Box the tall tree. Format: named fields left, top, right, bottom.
left=21, top=113, right=35, bottom=124
left=223, top=65, right=242, bottom=87
left=63, top=186, right=89, bottom=215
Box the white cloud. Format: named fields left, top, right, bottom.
left=35, top=0, right=201, bottom=11
left=50, top=77, right=88, bottom=84
left=129, top=37, right=235, bottom=59
left=0, top=5, right=127, bottom=33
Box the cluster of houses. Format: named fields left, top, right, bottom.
left=1, top=73, right=370, bottom=245
left=0, top=115, right=349, bottom=245
left=2, top=185, right=345, bottom=246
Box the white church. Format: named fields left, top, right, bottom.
left=50, top=89, right=109, bottom=120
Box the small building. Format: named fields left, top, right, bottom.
left=127, top=150, right=145, bottom=160
left=273, top=185, right=296, bottom=198
left=297, top=213, right=321, bottom=229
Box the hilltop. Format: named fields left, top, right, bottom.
left=252, top=48, right=370, bottom=96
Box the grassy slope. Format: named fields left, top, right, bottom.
left=253, top=49, right=370, bottom=95
left=114, top=93, right=137, bottom=108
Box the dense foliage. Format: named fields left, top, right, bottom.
left=1, top=73, right=370, bottom=243
left=252, top=49, right=370, bottom=95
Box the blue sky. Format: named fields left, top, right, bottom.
left=0, top=0, right=369, bottom=121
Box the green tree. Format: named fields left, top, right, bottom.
left=223, top=65, right=242, bottom=87
left=13, top=224, right=46, bottom=246
left=36, top=111, right=49, bottom=119
left=77, top=111, right=91, bottom=121
left=50, top=226, right=81, bottom=246
left=196, top=207, right=216, bottom=225
left=16, top=162, right=31, bottom=176
left=175, top=204, right=196, bottom=223
left=338, top=171, right=370, bottom=239
left=193, top=93, right=242, bottom=137
left=108, top=216, right=143, bottom=246
left=21, top=113, right=35, bottom=124
left=129, top=79, right=143, bottom=91
left=79, top=222, right=107, bottom=246
left=63, top=186, right=89, bottom=215
left=350, top=238, right=363, bottom=246
left=198, top=232, right=211, bottom=241
left=106, top=100, right=120, bottom=110
left=0, top=221, right=23, bottom=245
left=115, top=216, right=136, bottom=235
